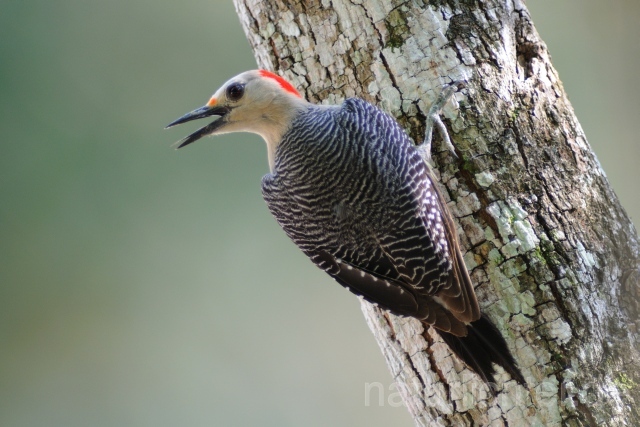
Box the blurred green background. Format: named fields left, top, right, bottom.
left=1, top=1, right=637, bottom=426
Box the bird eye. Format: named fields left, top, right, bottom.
left=226, top=83, right=245, bottom=102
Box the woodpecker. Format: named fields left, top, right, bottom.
left=167, top=70, right=524, bottom=386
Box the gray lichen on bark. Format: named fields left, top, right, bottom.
left=233, top=0, right=640, bottom=425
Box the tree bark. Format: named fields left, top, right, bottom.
left=232, top=0, right=640, bottom=425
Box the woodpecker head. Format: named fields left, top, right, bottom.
left=166, top=70, right=308, bottom=153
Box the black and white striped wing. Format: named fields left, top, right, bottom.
left=384, top=146, right=480, bottom=325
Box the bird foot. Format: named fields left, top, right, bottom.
left=417, top=80, right=466, bottom=161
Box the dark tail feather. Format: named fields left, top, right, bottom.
left=435, top=314, right=525, bottom=388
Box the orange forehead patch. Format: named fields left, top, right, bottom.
left=206, top=97, right=217, bottom=107
left=259, top=70, right=301, bottom=98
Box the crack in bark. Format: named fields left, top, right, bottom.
left=422, top=329, right=452, bottom=401
left=355, top=0, right=402, bottom=103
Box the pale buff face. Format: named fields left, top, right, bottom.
left=167, top=70, right=309, bottom=170
left=207, top=70, right=306, bottom=140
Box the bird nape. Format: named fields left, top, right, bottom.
left=166, top=69, right=525, bottom=389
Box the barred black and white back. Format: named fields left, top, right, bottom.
left=262, top=98, right=477, bottom=331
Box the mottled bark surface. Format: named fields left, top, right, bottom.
left=233, top=0, right=640, bottom=425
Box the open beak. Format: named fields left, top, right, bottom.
left=165, top=104, right=230, bottom=149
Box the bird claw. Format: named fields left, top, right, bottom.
left=418, top=80, right=466, bottom=161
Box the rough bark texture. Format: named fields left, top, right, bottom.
left=233, top=0, right=640, bottom=425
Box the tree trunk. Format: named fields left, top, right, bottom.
left=232, top=0, right=640, bottom=425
